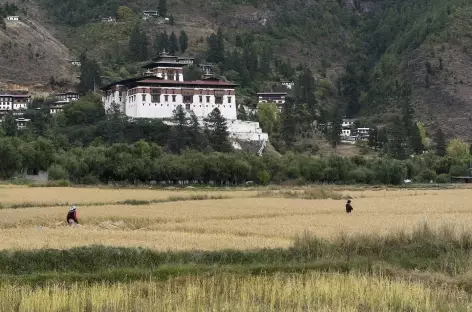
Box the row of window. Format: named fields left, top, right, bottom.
left=138, top=103, right=233, bottom=109
left=139, top=94, right=233, bottom=104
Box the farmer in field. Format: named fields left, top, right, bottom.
left=345, top=200, right=353, bottom=214
left=66, top=205, right=79, bottom=225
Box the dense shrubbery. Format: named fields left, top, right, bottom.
left=0, top=132, right=467, bottom=185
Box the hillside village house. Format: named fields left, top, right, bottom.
left=16, top=118, right=30, bottom=130
left=0, top=94, right=30, bottom=112
left=6, top=16, right=19, bottom=21
left=281, top=80, right=294, bottom=90
left=257, top=92, right=287, bottom=112
left=142, top=10, right=159, bottom=20
left=339, top=118, right=372, bottom=144
left=102, top=53, right=268, bottom=143
left=199, top=64, right=214, bottom=78
left=69, top=60, right=81, bottom=67
left=50, top=91, right=80, bottom=115
left=101, top=17, right=116, bottom=22
left=55, top=91, right=80, bottom=102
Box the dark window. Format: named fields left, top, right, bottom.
left=206, top=96, right=210, bottom=102
left=199, top=96, right=203, bottom=103
left=215, top=96, right=223, bottom=104
left=183, top=95, right=192, bottom=103
left=185, top=103, right=191, bottom=110
left=151, top=93, right=160, bottom=103
left=142, top=94, right=146, bottom=102
left=164, top=95, right=169, bottom=102
left=172, top=95, right=176, bottom=102
left=227, top=96, right=232, bottom=103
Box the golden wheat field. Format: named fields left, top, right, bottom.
left=0, top=272, right=468, bottom=312
left=0, top=186, right=472, bottom=251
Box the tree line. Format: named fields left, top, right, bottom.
left=0, top=133, right=470, bottom=185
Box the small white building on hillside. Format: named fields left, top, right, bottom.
left=55, top=91, right=80, bottom=102
left=6, top=16, right=19, bottom=21
left=281, top=80, right=294, bottom=90
left=101, top=17, right=116, bottom=22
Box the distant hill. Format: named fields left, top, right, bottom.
left=3, top=0, right=472, bottom=138
left=0, top=1, right=76, bottom=89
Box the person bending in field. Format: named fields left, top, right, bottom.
left=345, top=200, right=353, bottom=214
left=66, top=205, right=79, bottom=225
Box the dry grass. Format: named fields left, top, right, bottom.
left=0, top=186, right=257, bottom=206
left=2, top=187, right=472, bottom=251
left=0, top=272, right=468, bottom=312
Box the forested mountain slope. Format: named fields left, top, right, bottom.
left=3, top=0, right=472, bottom=138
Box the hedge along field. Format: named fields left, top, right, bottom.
left=2, top=188, right=472, bottom=251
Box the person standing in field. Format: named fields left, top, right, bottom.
left=345, top=200, right=353, bottom=214
left=66, top=205, right=79, bottom=225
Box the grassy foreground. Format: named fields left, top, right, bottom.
left=1, top=272, right=467, bottom=312
left=2, top=225, right=472, bottom=311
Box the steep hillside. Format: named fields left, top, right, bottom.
left=0, top=15, right=75, bottom=89
left=4, top=0, right=472, bottom=141
left=406, top=6, right=472, bottom=139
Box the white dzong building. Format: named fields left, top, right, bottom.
left=102, top=53, right=268, bottom=145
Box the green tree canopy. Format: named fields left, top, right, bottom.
left=158, top=0, right=167, bottom=17
left=117, top=6, right=134, bottom=21
left=446, top=138, right=469, bottom=159
left=204, top=108, right=231, bottom=152
left=63, top=94, right=106, bottom=126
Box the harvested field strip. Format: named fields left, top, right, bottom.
left=0, top=193, right=232, bottom=209
left=0, top=272, right=468, bottom=312
left=0, top=187, right=257, bottom=205
left=0, top=227, right=291, bottom=251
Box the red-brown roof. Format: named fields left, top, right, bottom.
left=0, top=94, right=30, bottom=98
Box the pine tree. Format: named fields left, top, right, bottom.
left=386, top=115, right=408, bottom=159
left=280, top=97, right=297, bottom=146
left=207, top=29, right=225, bottom=63
left=179, top=30, right=188, bottom=53
left=169, top=31, right=179, bottom=55
left=329, top=104, right=342, bottom=148
left=207, top=33, right=219, bottom=63
left=140, top=31, right=149, bottom=61
left=170, top=105, right=189, bottom=153
left=295, top=67, right=317, bottom=118
left=410, top=123, right=424, bottom=155
left=159, top=31, right=169, bottom=53
left=435, top=128, right=446, bottom=157
left=237, top=105, right=248, bottom=121
left=158, top=0, right=168, bottom=17
left=3, top=112, right=17, bottom=136
left=368, top=126, right=378, bottom=150
left=189, top=112, right=204, bottom=150
left=216, top=27, right=225, bottom=62
left=204, top=108, right=231, bottom=152
left=129, top=25, right=142, bottom=61
left=78, top=53, right=101, bottom=94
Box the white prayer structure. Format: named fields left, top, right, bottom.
left=102, top=53, right=269, bottom=146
